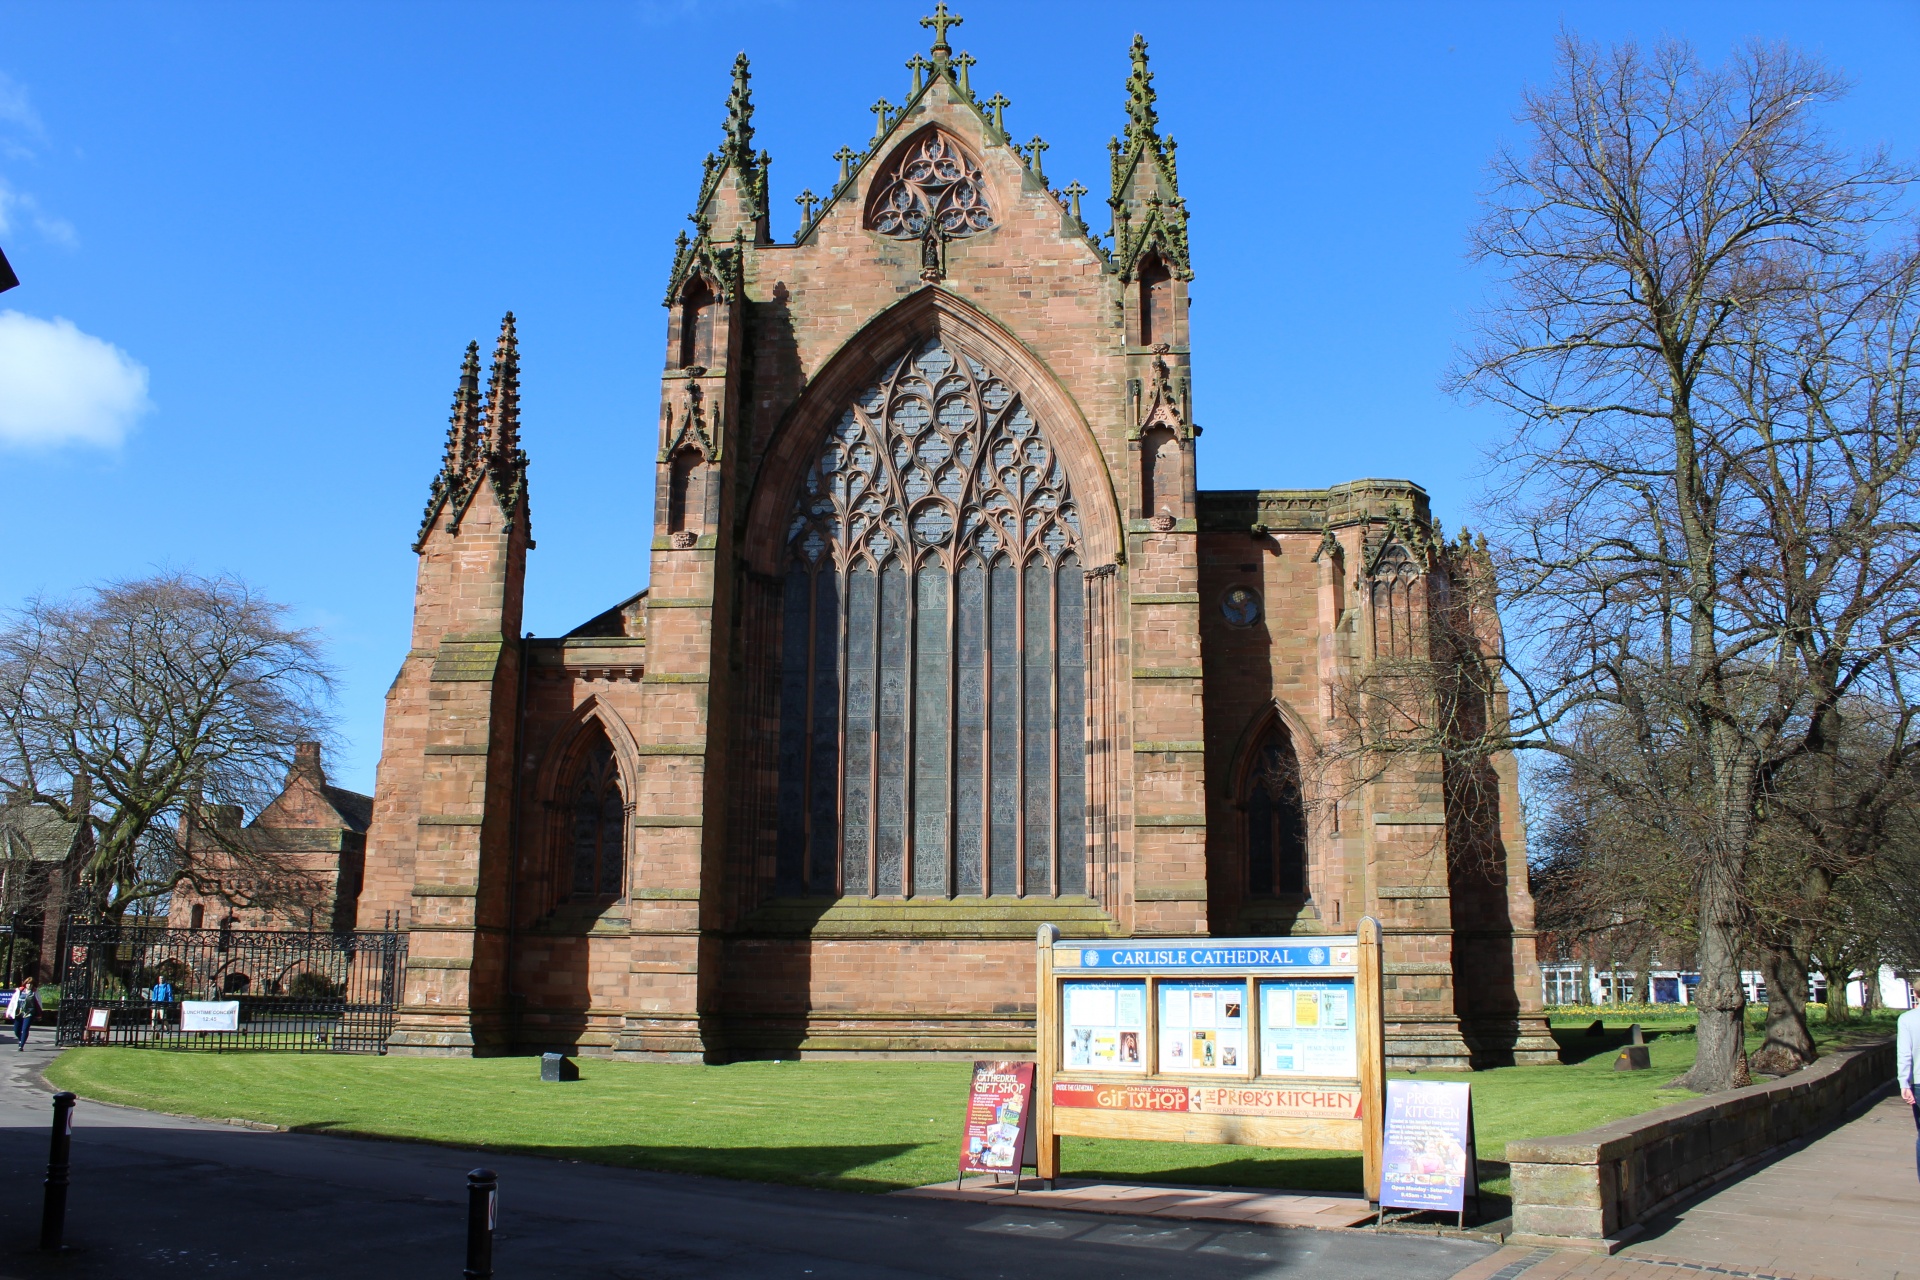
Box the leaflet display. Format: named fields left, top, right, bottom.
left=1258, top=979, right=1358, bottom=1078
left=1036, top=923, right=1388, bottom=1204
left=1156, top=980, right=1248, bottom=1074
left=1060, top=980, right=1147, bottom=1072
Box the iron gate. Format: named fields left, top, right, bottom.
left=56, top=923, right=407, bottom=1052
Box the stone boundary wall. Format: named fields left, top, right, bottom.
left=1507, top=1037, right=1894, bottom=1252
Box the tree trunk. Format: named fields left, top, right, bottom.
left=1825, top=956, right=1854, bottom=1023
left=1677, top=857, right=1752, bottom=1091
left=1751, top=942, right=1816, bottom=1073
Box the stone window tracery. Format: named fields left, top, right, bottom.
left=568, top=738, right=625, bottom=899
left=777, top=338, right=1086, bottom=898
left=1244, top=725, right=1307, bottom=897
left=867, top=130, right=994, bottom=241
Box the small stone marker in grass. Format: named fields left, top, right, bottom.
left=540, top=1053, right=579, bottom=1082
left=1585, top=1019, right=1606, bottom=1037
left=1614, top=1023, right=1650, bottom=1071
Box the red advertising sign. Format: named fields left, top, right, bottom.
left=1053, top=1080, right=1362, bottom=1120
left=1053, top=1081, right=1188, bottom=1112
left=958, top=1061, right=1036, bottom=1178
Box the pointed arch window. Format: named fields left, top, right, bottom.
left=668, top=445, right=708, bottom=537
left=1137, top=252, right=1173, bottom=347
left=867, top=130, right=994, bottom=241
left=1244, top=724, right=1308, bottom=898
left=1370, top=543, right=1422, bottom=660
left=568, top=738, right=626, bottom=899
left=777, top=338, right=1086, bottom=898
left=679, top=276, right=716, bottom=369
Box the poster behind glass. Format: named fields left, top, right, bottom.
left=1156, top=980, right=1248, bottom=1074
left=1060, top=980, right=1147, bottom=1072
left=1258, top=979, right=1358, bottom=1078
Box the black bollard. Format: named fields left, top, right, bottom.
left=40, top=1091, right=74, bottom=1251
left=463, top=1168, right=497, bottom=1279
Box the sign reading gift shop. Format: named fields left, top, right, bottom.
left=1034, top=919, right=1387, bottom=1202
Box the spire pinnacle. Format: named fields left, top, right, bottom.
left=921, top=4, right=963, bottom=58
left=1124, top=34, right=1159, bottom=150
left=442, top=341, right=483, bottom=478
left=484, top=312, right=521, bottom=464
left=722, top=53, right=755, bottom=165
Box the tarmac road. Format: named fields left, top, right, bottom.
left=0, top=1038, right=1494, bottom=1279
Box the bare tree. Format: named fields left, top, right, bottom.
left=0, top=572, right=336, bottom=921
left=1452, top=34, right=1918, bottom=1090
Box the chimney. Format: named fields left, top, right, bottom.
left=290, top=742, right=327, bottom=787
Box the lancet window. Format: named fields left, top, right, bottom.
left=1244, top=725, right=1308, bottom=898
left=777, top=338, right=1087, bottom=898
left=868, top=130, right=994, bottom=241
left=568, top=738, right=626, bottom=899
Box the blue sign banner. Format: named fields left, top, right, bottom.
left=1056, top=938, right=1358, bottom=972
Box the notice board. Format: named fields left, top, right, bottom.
left=1034, top=920, right=1387, bottom=1200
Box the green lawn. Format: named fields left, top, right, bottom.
left=44, top=1011, right=1897, bottom=1204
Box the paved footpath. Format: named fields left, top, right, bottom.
left=1449, top=1091, right=1920, bottom=1280
left=0, top=1038, right=1493, bottom=1279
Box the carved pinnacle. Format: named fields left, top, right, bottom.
left=1063, top=180, right=1087, bottom=223
left=952, top=50, right=976, bottom=95
left=1026, top=135, right=1049, bottom=182
left=921, top=2, right=963, bottom=56
left=833, top=145, right=858, bottom=183
left=795, top=188, right=817, bottom=231
left=906, top=53, right=932, bottom=94
left=984, top=92, right=1009, bottom=136
left=870, top=98, right=893, bottom=141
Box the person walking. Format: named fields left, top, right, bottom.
left=150, top=975, right=174, bottom=1028
left=1901, top=999, right=1920, bottom=1182
left=7, top=978, right=41, bottom=1051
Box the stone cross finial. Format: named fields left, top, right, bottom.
left=833, top=145, right=858, bottom=183
left=1062, top=180, right=1087, bottom=223
left=795, top=189, right=817, bottom=230
left=921, top=3, right=963, bottom=55
left=952, top=50, right=976, bottom=95
left=906, top=53, right=932, bottom=94
left=984, top=92, right=1009, bottom=136
left=1026, top=135, right=1049, bottom=182
left=870, top=98, right=893, bottom=141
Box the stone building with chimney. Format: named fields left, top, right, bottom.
left=355, top=14, right=1556, bottom=1069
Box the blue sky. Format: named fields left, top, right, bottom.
left=3, top=1, right=1915, bottom=796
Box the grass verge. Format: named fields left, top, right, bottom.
left=44, top=1011, right=1897, bottom=1203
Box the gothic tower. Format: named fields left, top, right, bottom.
left=361, top=316, right=530, bottom=1054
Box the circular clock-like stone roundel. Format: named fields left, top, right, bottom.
left=1221, top=586, right=1261, bottom=627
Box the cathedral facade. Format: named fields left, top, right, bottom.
left=358, top=17, right=1557, bottom=1069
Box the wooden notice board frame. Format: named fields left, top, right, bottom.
left=1034, top=917, right=1387, bottom=1201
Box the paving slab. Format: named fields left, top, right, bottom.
left=898, top=1174, right=1377, bottom=1229
left=1447, top=1089, right=1920, bottom=1280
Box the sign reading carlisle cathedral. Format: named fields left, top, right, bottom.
left=352, top=8, right=1557, bottom=1069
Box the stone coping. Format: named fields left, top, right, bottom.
left=1507, top=1035, right=1894, bottom=1253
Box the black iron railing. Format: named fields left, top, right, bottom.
left=55, top=922, right=407, bottom=1053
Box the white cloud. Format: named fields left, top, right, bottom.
left=0, top=179, right=77, bottom=247
left=0, top=311, right=153, bottom=449
left=0, top=73, right=45, bottom=157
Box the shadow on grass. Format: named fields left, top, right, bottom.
left=1550, top=1025, right=1685, bottom=1066
left=288, top=1121, right=931, bottom=1193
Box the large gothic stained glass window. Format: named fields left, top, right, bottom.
left=777, top=339, right=1087, bottom=898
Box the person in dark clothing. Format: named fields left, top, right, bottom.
left=7, top=979, right=41, bottom=1050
